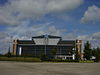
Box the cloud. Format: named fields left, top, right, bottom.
left=81, top=5, right=100, bottom=23
left=77, top=32, right=100, bottom=40
left=8, top=0, right=83, bottom=14
left=0, top=32, right=11, bottom=54
left=77, top=35, right=92, bottom=40
left=77, top=32, right=100, bottom=48
left=63, top=33, right=77, bottom=40
left=6, top=21, right=63, bottom=39
left=0, top=32, right=9, bottom=39
left=0, top=11, right=20, bottom=26
left=0, top=0, right=83, bottom=26
left=92, top=32, right=100, bottom=40
left=46, top=0, right=83, bottom=13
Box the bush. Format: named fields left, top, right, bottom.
left=94, top=59, right=99, bottom=62
left=40, top=54, right=48, bottom=61
left=46, top=59, right=79, bottom=62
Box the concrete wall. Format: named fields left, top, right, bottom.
left=12, top=40, right=18, bottom=55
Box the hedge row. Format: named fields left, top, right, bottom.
left=45, top=59, right=79, bottom=62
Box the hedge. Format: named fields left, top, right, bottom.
left=45, top=59, right=79, bottom=62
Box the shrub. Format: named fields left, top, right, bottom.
left=40, top=54, right=48, bottom=61
left=47, top=59, right=79, bottom=62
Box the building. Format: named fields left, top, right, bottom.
left=12, top=35, right=82, bottom=60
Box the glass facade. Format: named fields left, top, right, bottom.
left=17, top=45, right=74, bottom=57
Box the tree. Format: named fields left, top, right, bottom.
left=5, top=46, right=12, bottom=57
left=92, top=47, right=100, bottom=62
left=92, top=48, right=96, bottom=56
left=51, top=48, right=57, bottom=59
left=5, top=51, right=12, bottom=57
left=95, top=47, right=100, bottom=61
left=84, top=41, right=92, bottom=60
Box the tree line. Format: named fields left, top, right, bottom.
left=84, top=41, right=100, bottom=61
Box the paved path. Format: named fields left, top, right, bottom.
left=0, top=61, right=100, bottom=75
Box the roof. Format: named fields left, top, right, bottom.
left=57, top=40, right=75, bottom=45
left=32, top=35, right=61, bottom=38
left=17, top=40, right=35, bottom=44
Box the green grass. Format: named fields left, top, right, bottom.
left=0, top=57, right=41, bottom=62
left=79, top=60, right=94, bottom=63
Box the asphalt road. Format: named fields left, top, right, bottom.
left=0, top=61, right=100, bottom=75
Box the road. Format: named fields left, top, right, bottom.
left=0, top=61, right=100, bottom=75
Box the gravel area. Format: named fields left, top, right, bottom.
left=0, top=61, right=100, bottom=75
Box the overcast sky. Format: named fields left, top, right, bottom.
left=0, top=0, right=100, bottom=54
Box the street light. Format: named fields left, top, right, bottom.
left=72, top=48, right=76, bottom=60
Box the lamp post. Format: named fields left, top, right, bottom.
left=44, top=34, right=48, bottom=55
left=7, top=36, right=13, bottom=57
left=72, top=48, right=75, bottom=60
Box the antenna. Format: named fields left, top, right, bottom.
left=8, top=35, right=13, bottom=53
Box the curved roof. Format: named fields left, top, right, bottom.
left=32, top=35, right=61, bottom=38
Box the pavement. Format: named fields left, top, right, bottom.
left=0, top=61, right=100, bottom=75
